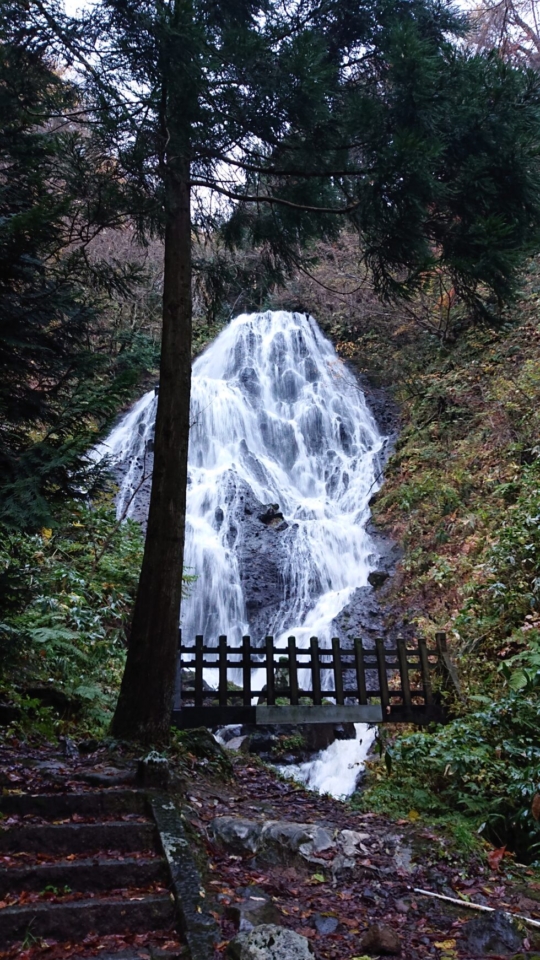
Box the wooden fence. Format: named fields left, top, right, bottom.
left=171, top=632, right=454, bottom=728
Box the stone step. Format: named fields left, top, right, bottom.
left=0, top=855, right=168, bottom=895
left=0, top=892, right=176, bottom=943
left=0, top=820, right=157, bottom=854
left=63, top=951, right=184, bottom=960
left=0, top=789, right=148, bottom=819
left=56, top=948, right=184, bottom=960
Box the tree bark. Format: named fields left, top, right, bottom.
left=111, top=158, right=192, bottom=744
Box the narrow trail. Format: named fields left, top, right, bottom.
left=1, top=738, right=539, bottom=959
left=186, top=750, right=540, bottom=959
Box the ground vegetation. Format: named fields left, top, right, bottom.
left=276, top=236, right=540, bottom=860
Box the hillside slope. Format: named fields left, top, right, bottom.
left=273, top=242, right=540, bottom=859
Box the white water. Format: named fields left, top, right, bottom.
left=98, top=310, right=385, bottom=796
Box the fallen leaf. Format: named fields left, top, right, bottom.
left=487, top=845, right=506, bottom=872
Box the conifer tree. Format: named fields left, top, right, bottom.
left=0, top=2, right=150, bottom=527
left=25, top=0, right=540, bottom=741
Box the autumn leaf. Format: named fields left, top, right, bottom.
left=531, top=794, right=540, bottom=821
left=487, top=845, right=506, bottom=872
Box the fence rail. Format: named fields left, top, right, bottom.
left=171, top=632, right=453, bottom=728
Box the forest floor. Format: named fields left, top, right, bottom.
left=2, top=735, right=540, bottom=960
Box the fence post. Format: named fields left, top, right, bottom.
left=332, top=637, right=344, bottom=705
left=288, top=637, right=299, bottom=705
left=219, top=635, right=227, bottom=707
left=194, top=635, right=204, bottom=707
left=354, top=638, right=367, bottom=705
left=311, top=637, right=321, bottom=705
left=376, top=638, right=390, bottom=718
left=242, top=636, right=251, bottom=706
left=397, top=638, right=412, bottom=713
left=173, top=628, right=182, bottom=712
left=418, top=637, right=433, bottom=707
left=266, top=637, right=275, bottom=706
left=435, top=631, right=461, bottom=697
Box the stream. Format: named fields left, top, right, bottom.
left=98, top=310, right=388, bottom=797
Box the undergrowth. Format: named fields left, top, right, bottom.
left=0, top=495, right=143, bottom=737
left=351, top=258, right=540, bottom=862
left=276, top=239, right=540, bottom=861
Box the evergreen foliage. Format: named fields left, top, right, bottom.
left=0, top=496, right=143, bottom=732
left=0, top=4, right=156, bottom=529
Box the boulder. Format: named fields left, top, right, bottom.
left=212, top=817, right=263, bottom=854
left=225, top=886, right=281, bottom=931
left=227, top=924, right=314, bottom=959
left=360, top=923, right=401, bottom=955
left=368, top=570, right=390, bottom=589
left=462, top=911, right=522, bottom=955
left=211, top=817, right=337, bottom=866
left=223, top=735, right=250, bottom=753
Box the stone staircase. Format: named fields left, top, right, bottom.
left=0, top=788, right=185, bottom=957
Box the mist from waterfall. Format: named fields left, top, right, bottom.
left=98, top=310, right=386, bottom=796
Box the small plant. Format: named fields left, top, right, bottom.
left=272, top=733, right=306, bottom=755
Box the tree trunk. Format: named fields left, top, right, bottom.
left=111, top=159, right=191, bottom=744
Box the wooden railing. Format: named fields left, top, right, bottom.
left=171, top=632, right=453, bottom=728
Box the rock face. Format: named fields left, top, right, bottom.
left=225, top=477, right=292, bottom=640
left=227, top=924, right=314, bottom=960
left=462, top=911, right=522, bottom=955
left=211, top=817, right=372, bottom=875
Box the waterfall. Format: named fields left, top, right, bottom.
left=98, top=310, right=385, bottom=796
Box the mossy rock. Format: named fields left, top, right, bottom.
left=178, top=728, right=233, bottom=776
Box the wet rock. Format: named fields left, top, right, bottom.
left=223, top=736, right=250, bottom=753
left=331, top=854, right=357, bottom=882
left=219, top=725, right=243, bottom=744
left=181, top=669, right=214, bottom=693
left=258, top=504, right=284, bottom=526
left=462, top=911, right=522, bottom=955
left=59, top=737, right=79, bottom=760
left=226, top=886, right=281, bottom=931
left=360, top=922, right=401, bottom=955
left=211, top=817, right=337, bottom=865
left=212, top=817, right=263, bottom=854
left=314, top=913, right=339, bottom=935
left=368, top=570, right=390, bottom=588
left=246, top=730, right=278, bottom=756
left=226, top=477, right=292, bottom=639
left=263, top=821, right=335, bottom=862
left=179, top=728, right=233, bottom=775
left=339, top=829, right=370, bottom=857
left=227, top=924, right=314, bottom=959
left=244, top=722, right=356, bottom=763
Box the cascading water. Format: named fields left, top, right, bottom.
left=98, top=310, right=386, bottom=796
